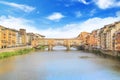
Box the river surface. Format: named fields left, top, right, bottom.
left=0, top=48, right=120, bottom=80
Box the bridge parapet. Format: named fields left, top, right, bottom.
left=32, top=38, right=81, bottom=50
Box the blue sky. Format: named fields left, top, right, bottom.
left=0, top=0, right=120, bottom=38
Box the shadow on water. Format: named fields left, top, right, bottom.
left=45, top=46, right=78, bottom=51
left=79, top=56, right=95, bottom=59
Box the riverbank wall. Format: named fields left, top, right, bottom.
left=0, top=45, right=48, bottom=59
left=0, top=46, right=35, bottom=59
left=0, top=46, right=32, bottom=53
left=77, top=46, right=120, bottom=59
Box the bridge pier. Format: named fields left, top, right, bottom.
left=48, top=45, right=53, bottom=51
left=66, top=40, right=71, bottom=51
left=66, top=44, right=71, bottom=51
left=35, top=38, right=81, bottom=51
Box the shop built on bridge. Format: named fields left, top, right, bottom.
left=32, top=38, right=81, bottom=51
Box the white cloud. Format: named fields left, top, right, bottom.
left=65, top=4, right=71, bottom=7
left=93, top=0, right=120, bottom=9
left=46, top=12, right=65, bottom=22
left=75, top=11, right=82, bottom=18
left=78, top=17, right=120, bottom=32
left=80, top=0, right=90, bottom=4
left=0, top=15, right=37, bottom=32
left=90, top=9, right=96, bottom=16
left=72, top=0, right=90, bottom=5
left=0, top=1, right=35, bottom=12
left=116, top=11, right=120, bottom=17
left=0, top=14, right=120, bottom=38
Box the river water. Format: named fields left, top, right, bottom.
left=0, top=47, right=120, bottom=80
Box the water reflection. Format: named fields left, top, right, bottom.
left=0, top=57, right=16, bottom=75
left=0, top=50, right=120, bottom=80
left=46, top=46, right=77, bottom=51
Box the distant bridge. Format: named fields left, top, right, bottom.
left=33, top=38, right=81, bottom=51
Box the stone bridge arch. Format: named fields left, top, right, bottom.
left=32, top=38, right=81, bottom=51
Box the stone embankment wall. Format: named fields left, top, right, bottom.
left=0, top=46, right=32, bottom=53
left=77, top=46, right=120, bottom=58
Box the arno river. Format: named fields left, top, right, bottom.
left=0, top=47, right=120, bottom=80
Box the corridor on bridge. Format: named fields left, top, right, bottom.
left=33, top=38, right=81, bottom=51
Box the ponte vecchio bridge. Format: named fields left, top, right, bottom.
left=33, top=38, right=81, bottom=51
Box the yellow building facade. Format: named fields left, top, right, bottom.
left=114, top=30, right=120, bottom=51
left=19, top=29, right=27, bottom=46
left=0, top=26, right=3, bottom=48
left=0, top=26, right=17, bottom=48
